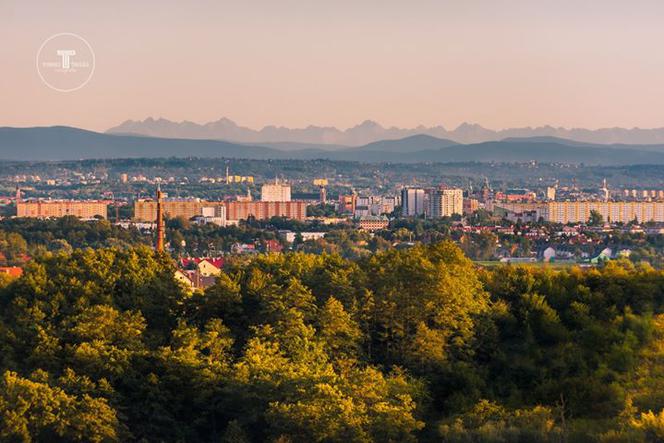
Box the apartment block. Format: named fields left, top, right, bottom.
left=17, top=200, right=109, bottom=219
left=429, top=188, right=463, bottom=218
left=401, top=188, right=426, bottom=217
left=134, top=199, right=216, bottom=222
left=496, top=201, right=664, bottom=224
left=225, top=201, right=307, bottom=221
left=261, top=183, right=291, bottom=202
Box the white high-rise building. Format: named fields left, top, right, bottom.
left=261, top=180, right=291, bottom=202
left=429, top=188, right=463, bottom=218
left=401, top=188, right=426, bottom=217
left=353, top=195, right=398, bottom=218
left=195, top=205, right=227, bottom=226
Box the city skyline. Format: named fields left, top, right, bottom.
left=4, top=1, right=664, bottom=132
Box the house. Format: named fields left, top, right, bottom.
left=231, top=243, right=257, bottom=254
left=620, top=225, right=644, bottom=234
left=540, top=247, right=556, bottom=262
left=262, top=239, right=283, bottom=253
left=197, top=259, right=222, bottom=277
left=186, top=271, right=217, bottom=289
left=180, top=257, right=223, bottom=276
left=590, top=247, right=613, bottom=264
left=0, top=266, right=23, bottom=278
left=557, top=226, right=580, bottom=236
left=174, top=269, right=218, bottom=291
left=174, top=269, right=195, bottom=289
left=584, top=224, right=613, bottom=234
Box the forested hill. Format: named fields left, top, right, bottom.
left=0, top=126, right=283, bottom=161
left=0, top=242, right=663, bottom=441
left=6, top=126, right=664, bottom=165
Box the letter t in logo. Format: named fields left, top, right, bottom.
left=56, top=49, right=76, bottom=69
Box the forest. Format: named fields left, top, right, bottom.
left=0, top=242, right=663, bottom=442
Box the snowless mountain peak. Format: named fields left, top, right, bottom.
left=107, top=117, right=664, bottom=146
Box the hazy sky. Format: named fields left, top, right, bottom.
left=3, top=0, right=664, bottom=132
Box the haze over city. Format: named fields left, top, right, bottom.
left=3, top=0, right=664, bottom=132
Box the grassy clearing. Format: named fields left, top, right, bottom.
left=473, top=260, right=581, bottom=268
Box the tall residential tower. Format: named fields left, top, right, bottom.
left=401, top=188, right=426, bottom=217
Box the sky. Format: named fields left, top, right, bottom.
left=2, top=0, right=664, bottom=132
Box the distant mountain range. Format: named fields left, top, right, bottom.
left=107, top=117, right=664, bottom=146
left=5, top=126, right=664, bottom=165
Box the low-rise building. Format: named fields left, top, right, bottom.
left=180, top=257, right=224, bottom=277
left=495, top=189, right=537, bottom=203
left=262, top=239, right=284, bottom=253
left=231, top=243, right=257, bottom=254
left=280, top=231, right=326, bottom=243
left=0, top=266, right=23, bottom=279
left=358, top=215, right=389, bottom=231
left=463, top=198, right=480, bottom=215
left=175, top=269, right=217, bottom=291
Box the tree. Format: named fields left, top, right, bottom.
left=0, top=240, right=662, bottom=440
left=631, top=409, right=664, bottom=441
left=318, top=297, right=362, bottom=359
left=589, top=209, right=604, bottom=226
left=232, top=323, right=423, bottom=442
left=0, top=370, right=124, bottom=442
left=48, top=238, right=73, bottom=253
left=64, top=305, right=147, bottom=380
left=363, top=241, right=489, bottom=370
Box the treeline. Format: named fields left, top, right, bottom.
left=0, top=217, right=147, bottom=256
left=0, top=243, right=663, bottom=441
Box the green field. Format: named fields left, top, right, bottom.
left=473, top=260, right=583, bottom=268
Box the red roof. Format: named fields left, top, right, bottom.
left=264, top=239, right=283, bottom=252
left=201, top=258, right=224, bottom=268
left=0, top=267, right=23, bottom=278
left=179, top=257, right=224, bottom=270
